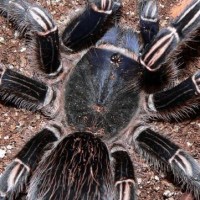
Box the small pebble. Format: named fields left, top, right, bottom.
left=159, top=3, right=164, bottom=8
left=163, top=190, right=174, bottom=198
left=6, top=145, right=13, bottom=150
left=187, top=142, right=193, bottom=147
left=14, top=31, right=20, bottom=39
left=154, top=186, right=160, bottom=191
left=0, top=149, right=6, bottom=158
left=4, top=136, right=9, bottom=140
left=0, top=37, right=5, bottom=44
left=137, top=178, right=142, bottom=184
left=20, top=47, right=26, bottom=52
left=154, top=175, right=160, bottom=181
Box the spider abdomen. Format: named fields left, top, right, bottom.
left=28, top=132, right=114, bottom=200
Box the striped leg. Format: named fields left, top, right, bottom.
left=0, top=124, right=60, bottom=200
left=140, top=0, right=200, bottom=91
left=62, top=0, right=121, bottom=52
left=133, top=125, right=200, bottom=199
left=139, top=0, right=159, bottom=46
left=111, top=149, right=137, bottom=200
left=0, top=0, right=61, bottom=75
left=144, top=70, right=200, bottom=121
left=141, top=0, right=200, bottom=71
left=0, top=64, right=55, bottom=113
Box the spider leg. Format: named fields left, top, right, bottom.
left=141, top=0, right=200, bottom=71
left=0, top=0, right=61, bottom=75
left=144, top=70, right=200, bottom=121
left=139, top=0, right=159, bottom=46
left=140, top=0, right=200, bottom=91
left=62, top=0, right=121, bottom=52
left=0, top=64, right=55, bottom=113
left=0, top=124, right=60, bottom=200
left=133, top=125, right=200, bottom=199
left=111, top=148, right=137, bottom=199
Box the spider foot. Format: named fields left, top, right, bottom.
left=62, top=0, right=121, bottom=52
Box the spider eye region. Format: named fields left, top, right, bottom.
left=65, top=48, right=142, bottom=135
left=110, top=53, right=122, bottom=65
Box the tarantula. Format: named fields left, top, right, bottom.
left=0, top=0, right=200, bottom=199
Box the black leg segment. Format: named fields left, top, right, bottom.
left=139, top=0, right=159, bottom=46
left=36, top=29, right=61, bottom=75
left=62, top=0, right=121, bottom=51
left=133, top=126, right=200, bottom=198
left=26, top=5, right=61, bottom=75
left=0, top=0, right=61, bottom=75
left=140, top=0, right=200, bottom=79
left=171, top=0, right=200, bottom=38
left=0, top=125, right=60, bottom=200
left=145, top=70, right=200, bottom=120
left=0, top=65, right=54, bottom=110
left=112, top=149, right=137, bottom=200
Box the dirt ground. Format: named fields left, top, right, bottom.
left=0, top=0, right=200, bottom=199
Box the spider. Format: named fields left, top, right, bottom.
left=0, top=0, right=200, bottom=199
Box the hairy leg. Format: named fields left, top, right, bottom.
left=0, top=124, right=60, bottom=200
left=132, top=125, right=200, bottom=199
left=62, top=0, right=121, bottom=51
left=0, top=0, right=61, bottom=75
left=144, top=70, right=200, bottom=121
